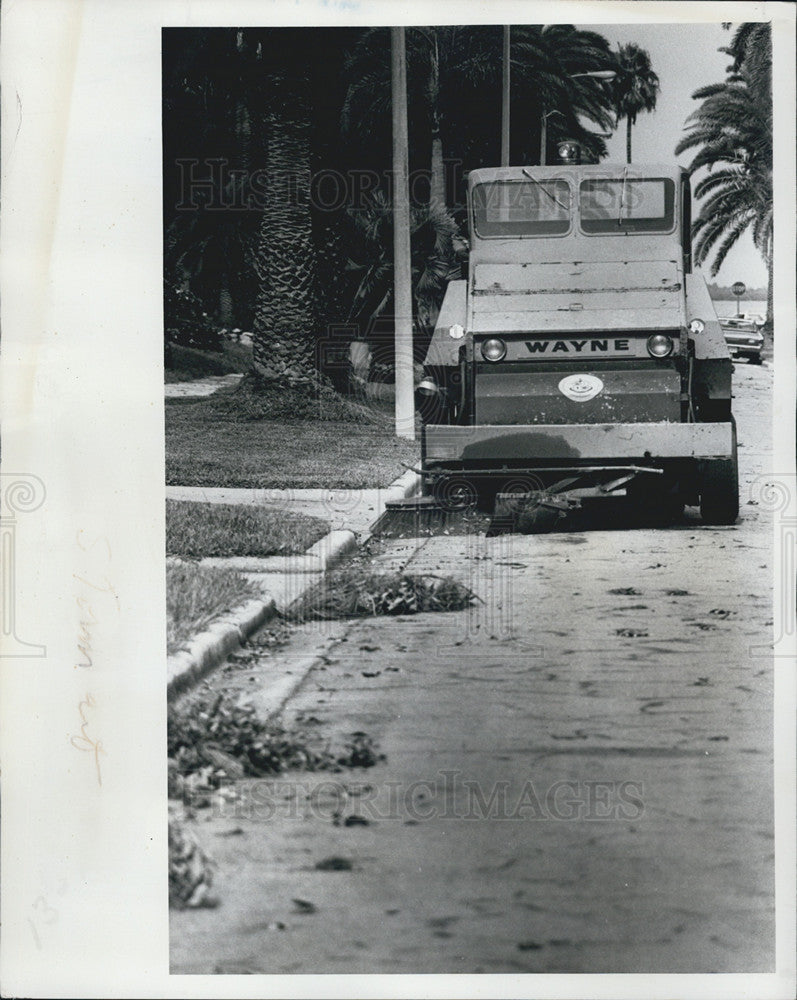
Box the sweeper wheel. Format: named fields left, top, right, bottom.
left=700, top=420, right=739, bottom=525
left=433, top=476, right=479, bottom=512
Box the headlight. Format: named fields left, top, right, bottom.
left=448, top=323, right=465, bottom=340
left=688, top=318, right=705, bottom=335
left=481, top=338, right=507, bottom=362
left=647, top=333, right=674, bottom=358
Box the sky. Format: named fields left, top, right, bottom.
left=577, top=21, right=769, bottom=290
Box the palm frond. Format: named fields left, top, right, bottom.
left=703, top=211, right=755, bottom=275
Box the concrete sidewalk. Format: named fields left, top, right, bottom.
left=165, top=374, right=244, bottom=397
left=167, top=468, right=421, bottom=699
left=166, top=480, right=415, bottom=539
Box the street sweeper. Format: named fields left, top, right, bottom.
left=387, top=140, right=738, bottom=533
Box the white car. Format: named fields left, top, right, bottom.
left=719, top=316, right=765, bottom=364
left=735, top=311, right=766, bottom=327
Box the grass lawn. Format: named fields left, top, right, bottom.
left=166, top=500, right=328, bottom=557
left=166, top=562, right=261, bottom=656
left=166, top=395, right=420, bottom=489
left=165, top=341, right=252, bottom=383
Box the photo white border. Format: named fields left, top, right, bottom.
left=1, top=1, right=794, bottom=997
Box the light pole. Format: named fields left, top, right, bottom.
left=539, top=108, right=564, bottom=166
left=501, top=26, right=510, bottom=166
left=391, top=26, right=415, bottom=440
left=539, top=70, right=616, bottom=165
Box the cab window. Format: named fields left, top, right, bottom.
left=472, top=180, right=571, bottom=238
left=580, top=178, right=675, bottom=234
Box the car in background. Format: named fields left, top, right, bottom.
left=736, top=311, right=766, bottom=326
left=719, top=315, right=764, bottom=364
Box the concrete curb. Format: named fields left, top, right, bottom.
left=167, top=471, right=421, bottom=701
left=386, top=467, right=422, bottom=502
left=246, top=622, right=352, bottom=722
left=181, top=529, right=359, bottom=576
left=305, top=528, right=360, bottom=569
left=167, top=597, right=276, bottom=701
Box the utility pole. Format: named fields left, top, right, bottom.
left=501, top=25, right=510, bottom=166
left=540, top=108, right=547, bottom=165
left=391, top=26, right=415, bottom=440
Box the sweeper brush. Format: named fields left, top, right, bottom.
left=371, top=495, right=485, bottom=539
left=488, top=490, right=577, bottom=535
left=372, top=466, right=669, bottom=538
left=372, top=485, right=580, bottom=537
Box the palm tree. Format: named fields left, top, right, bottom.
left=675, top=23, right=772, bottom=325
left=163, top=28, right=360, bottom=398
left=611, top=43, right=660, bottom=164
left=343, top=191, right=462, bottom=395
left=165, top=174, right=261, bottom=330
left=250, top=31, right=320, bottom=392
left=725, top=21, right=772, bottom=89
left=346, top=190, right=462, bottom=338
left=163, top=29, right=264, bottom=329
left=342, top=27, right=490, bottom=211
left=342, top=25, right=616, bottom=210
left=520, top=24, right=617, bottom=165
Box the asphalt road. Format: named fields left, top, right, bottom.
left=171, top=360, right=775, bottom=975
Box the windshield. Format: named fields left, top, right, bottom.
left=580, top=178, right=675, bottom=233
left=472, top=180, right=571, bottom=237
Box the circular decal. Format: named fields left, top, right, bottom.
left=558, top=374, right=603, bottom=402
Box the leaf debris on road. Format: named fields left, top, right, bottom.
left=288, top=566, right=479, bottom=621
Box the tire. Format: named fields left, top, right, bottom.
left=745, top=353, right=763, bottom=366
left=626, top=476, right=684, bottom=525
left=700, top=420, right=739, bottom=525
left=434, top=475, right=478, bottom=511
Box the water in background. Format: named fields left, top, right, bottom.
left=711, top=298, right=767, bottom=319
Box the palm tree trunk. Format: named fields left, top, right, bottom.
left=252, top=63, right=319, bottom=390
left=219, top=284, right=233, bottom=327
left=235, top=100, right=251, bottom=173
left=765, top=242, right=773, bottom=334
left=429, top=34, right=446, bottom=210
left=430, top=133, right=445, bottom=210
left=626, top=117, right=632, bottom=164
left=540, top=110, right=547, bottom=166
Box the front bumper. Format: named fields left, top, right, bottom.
left=725, top=338, right=763, bottom=358
left=424, top=421, right=734, bottom=464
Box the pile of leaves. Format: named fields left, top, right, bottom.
left=168, top=691, right=384, bottom=801
left=339, top=731, right=384, bottom=768
left=169, top=808, right=218, bottom=910
left=289, top=567, right=479, bottom=622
